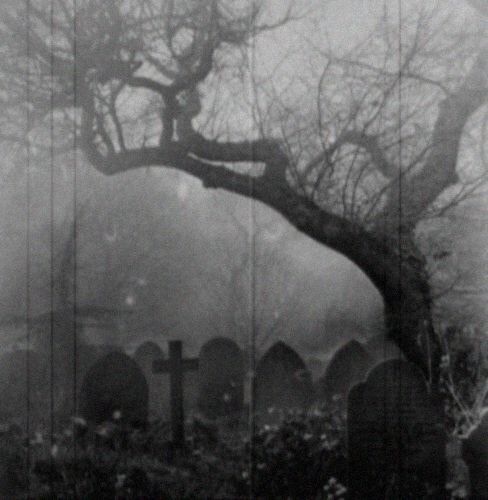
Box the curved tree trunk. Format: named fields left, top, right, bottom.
left=8, top=3, right=487, bottom=388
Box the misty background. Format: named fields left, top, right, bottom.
left=0, top=0, right=486, bottom=363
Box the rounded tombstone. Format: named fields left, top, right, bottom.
left=318, top=340, right=374, bottom=403
left=80, top=351, right=148, bottom=426
left=255, top=341, right=313, bottom=421
left=197, top=337, right=245, bottom=419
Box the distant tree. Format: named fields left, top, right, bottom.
left=1, top=0, right=487, bottom=386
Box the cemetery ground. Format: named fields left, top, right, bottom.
left=0, top=336, right=486, bottom=499
left=0, top=402, right=348, bottom=499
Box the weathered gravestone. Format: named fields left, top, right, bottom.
left=197, top=337, right=245, bottom=420
left=80, top=351, right=148, bottom=426
left=134, top=341, right=169, bottom=419
left=347, top=359, right=446, bottom=499
left=462, top=412, right=488, bottom=499
left=318, top=340, right=374, bottom=403
left=255, top=341, right=313, bottom=422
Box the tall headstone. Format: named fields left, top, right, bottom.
left=318, top=340, right=374, bottom=403
left=197, top=337, right=245, bottom=420
left=255, top=341, right=313, bottom=422
left=134, top=341, right=169, bottom=419
left=80, top=351, right=148, bottom=426
left=347, top=359, right=446, bottom=499
left=462, top=412, right=488, bottom=499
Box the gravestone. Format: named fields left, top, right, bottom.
left=80, top=351, right=148, bottom=426
left=197, top=337, right=245, bottom=420
left=255, top=341, right=313, bottom=422
left=134, top=341, right=169, bottom=419
left=347, top=359, right=446, bottom=499
left=318, top=340, right=374, bottom=403
left=462, top=412, right=488, bottom=499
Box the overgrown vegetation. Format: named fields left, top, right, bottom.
left=0, top=406, right=348, bottom=499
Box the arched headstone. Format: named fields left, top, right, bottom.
left=134, top=341, right=169, bottom=419
left=255, top=341, right=313, bottom=422
left=80, top=351, right=148, bottom=426
left=347, top=359, right=446, bottom=498
left=197, top=337, right=244, bottom=419
left=462, top=412, right=488, bottom=499
left=318, top=340, right=374, bottom=402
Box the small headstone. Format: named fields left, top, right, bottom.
left=318, top=340, right=374, bottom=402
left=80, top=351, right=148, bottom=426
left=462, top=412, right=488, bottom=499
left=347, top=359, right=446, bottom=498
left=197, top=337, right=245, bottom=419
left=134, top=341, right=169, bottom=419
left=255, top=341, right=313, bottom=422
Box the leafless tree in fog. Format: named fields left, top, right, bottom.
left=1, top=0, right=487, bottom=385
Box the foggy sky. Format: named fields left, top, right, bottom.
left=0, top=0, right=485, bottom=359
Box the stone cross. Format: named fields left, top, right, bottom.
left=153, top=340, right=199, bottom=447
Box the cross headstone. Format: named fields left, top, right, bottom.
left=152, top=340, right=199, bottom=447
left=347, top=359, right=446, bottom=499
left=462, top=412, right=488, bottom=499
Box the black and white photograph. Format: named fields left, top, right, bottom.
left=0, top=0, right=487, bottom=498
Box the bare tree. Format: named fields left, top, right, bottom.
left=1, top=0, right=487, bottom=385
